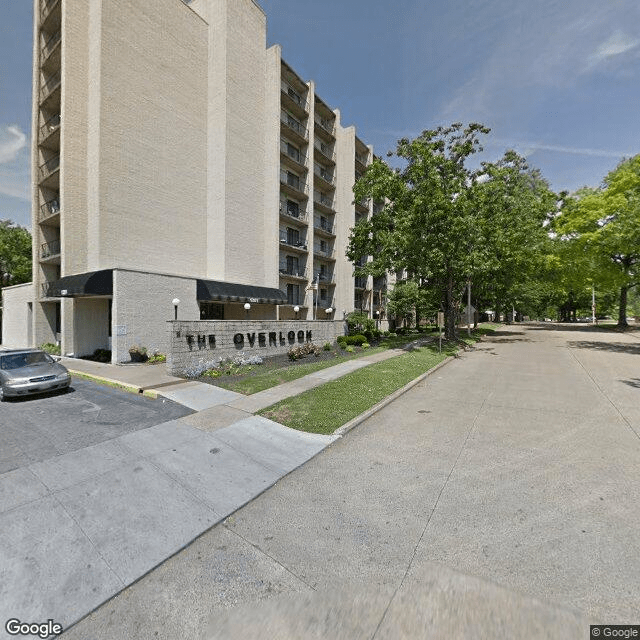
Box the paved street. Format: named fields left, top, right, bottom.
left=54, top=323, right=640, bottom=639
left=0, top=377, right=192, bottom=474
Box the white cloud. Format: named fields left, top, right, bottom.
left=0, top=125, right=27, bottom=164
left=0, top=125, right=30, bottom=202
left=586, top=30, right=640, bottom=69
left=490, top=139, right=634, bottom=160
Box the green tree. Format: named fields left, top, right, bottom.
left=554, top=156, right=640, bottom=327
left=0, top=220, right=32, bottom=287
left=348, top=123, right=489, bottom=339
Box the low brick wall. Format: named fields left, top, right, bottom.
left=167, top=320, right=344, bottom=375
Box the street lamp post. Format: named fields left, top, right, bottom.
left=326, top=307, right=333, bottom=321
left=244, top=302, right=251, bottom=320
left=172, top=298, right=180, bottom=321
left=374, top=309, right=379, bottom=331
left=294, top=305, right=300, bottom=319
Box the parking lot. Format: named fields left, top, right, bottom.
left=0, top=377, right=193, bottom=474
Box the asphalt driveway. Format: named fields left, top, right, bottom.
left=0, top=377, right=193, bottom=474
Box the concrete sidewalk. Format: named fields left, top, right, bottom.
left=2, top=343, right=433, bottom=638
left=55, top=324, right=640, bottom=639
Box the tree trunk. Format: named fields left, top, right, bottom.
left=617, top=285, right=628, bottom=327
left=444, top=275, right=457, bottom=340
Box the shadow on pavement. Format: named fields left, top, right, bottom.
left=619, top=378, right=640, bottom=388
left=568, top=341, right=640, bottom=355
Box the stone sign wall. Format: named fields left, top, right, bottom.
left=167, top=320, right=344, bottom=375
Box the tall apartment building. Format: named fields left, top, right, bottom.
left=1, top=0, right=389, bottom=362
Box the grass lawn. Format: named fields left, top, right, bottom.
left=258, top=342, right=459, bottom=434
left=212, top=332, right=438, bottom=395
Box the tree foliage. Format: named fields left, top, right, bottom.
left=553, top=155, right=640, bottom=326
left=0, top=220, right=32, bottom=287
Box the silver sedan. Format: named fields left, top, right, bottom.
left=0, top=349, right=71, bottom=399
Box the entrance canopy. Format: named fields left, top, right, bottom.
left=197, top=279, right=286, bottom=305
left=49, top=270, right=113, bottom=297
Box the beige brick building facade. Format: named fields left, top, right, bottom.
left=1, top=0, right=389, bottom=361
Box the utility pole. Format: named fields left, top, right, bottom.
left=592, top=286, right=596, bottom=325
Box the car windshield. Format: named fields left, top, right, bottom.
left=0, top=352, right=53, bottom=370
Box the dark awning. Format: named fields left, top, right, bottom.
left=48, top=270, right=113, bottom=297
left=197, top=279, right=286, bottom=305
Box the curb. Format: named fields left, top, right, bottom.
left=333, top=355, right=455, bottom=437
left=68, top=370, right=143, bottom=396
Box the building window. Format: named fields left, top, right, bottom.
left=320, top=288, right=327, bottom=301
left=287, top=227, right=299, bottom=245
left=286, top=255, right=299, bottom=275
left=320, top=239, right=327, bottom=253
left=287, top=283, right=299, bottom=305
left=200, top=302, right=224, bottom=320
left=286, top=200, right=299, bottom=218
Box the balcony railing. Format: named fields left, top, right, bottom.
left=41, top=0, right=60, bottom=19
left=41, top=30, right=61, bottom=59
left=314, top=191, right=334, bottom=210
left=314, top=220, right=334, bottom=234
left=41, top=239, right=61, bottom=259
left=355, top=152, right=369, bottom=166
left=314, top=142, right=336, bottom=163
left=314, top=246, right=334, bottom=258
left=40, top=70, right=61, bottom=101
left=39, top=155, right=60, bottom=181
left=280, top=112, right=308, bottom=140
left=41, top=282, right=57, bottom=298
left=40, top=113, right=61, bottom=140
left=40, top=198, right=60, bottom=221
left=281, top=80, right=308, bottom=111
left=280, top=170, right=307, bottom=195
left=315, top=272, right=335, bottom=284
left=279, top=268, right=306, bottom=279
left=314, top=166, right=335, bottom=186
left=279, top=203, right=307, bottom=221
left=355, top=277, right=368, bottom=289
left=279, top=234, right=307, bottom=250
left=280, top=142, right=307, bottom=165
left=314, top=116, right=335, bottom=137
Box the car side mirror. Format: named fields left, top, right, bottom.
left=53, top=356, right=62, bottom=362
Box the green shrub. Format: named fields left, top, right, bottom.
left=40, top=342, right=61, bottom=355
left=362, top=342, right=370, bottom=349
left=148, top=352, right=166, bottom=364
left=345, top=345, right=354, bottom=353
left=346, top=312, right=375, bottom=336
left=337, top=335, right=348, bottom=346
left=346, top=334, right=367, bottom=346
left=323, top=342, right=332, bottom=351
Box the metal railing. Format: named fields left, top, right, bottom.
left=314, top=116, right=335, bottom=136
left=41, top=0, right=60, bottom=19
left=280, top=141, right=307, bottom=165
left=279, top=233, right=307, bottom=250
left=281, top=80, right=308, bottom=111
left=355, top=152, right=369, bottom=166
left=280, top=170, right=307, bottom=194
left=279, top=203, right=307, bottom=221
left=314, top=166, right=335, bottom=186
left=314, top=142, right=336, bottom=162
left=41, top=282, right=57, bottom=298
left=316, top=272, right=335, bottom=284
left=40, top=113, right=61, bottom=140
left=313, top=191, right=334, bottom=210
left=40, top=70, right=61, bottom=101
left=41, top=239, right=61, bottom=259
left=314, top=219, right=334, bottom=234
left=41, top=30, right=61, bottom=59
left=39, top=155, right=60, bottom=181
left=314, top=246, right=334, bottom=258
left=40, top=198, right=60, bottom=220
left=279, top=268, right=306, bottom=279
left=280, top=112, right=308, bottom=139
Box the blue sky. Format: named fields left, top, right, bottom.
left=1, top=0, right=639, bottom=229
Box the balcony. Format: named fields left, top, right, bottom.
left=39, top=113, right=60, bottom=146
left=315, top=272, right=335, bottom=285
left=41, top=0, right=61, bottom=21
left=314, top=116, right=335, bottom=140
left=281, top=80, right=308, bottom=115
left=313, top=191, right=334, bottom=213
left=280, top=141, right=307, bottom=170
left=39, top=155, right=60, bottom=183
left=280, top=170, right=308, bottom=199
left=314, top=219, right=335, bottom=237
left=314, top=141, right=336, bottom=164
left=40, top=70, right=61, bottom=104
left=355, top=197, right=370, bottom=213
left=279, top=203, right=308, bottom=223
left=40, top=282, right=58, bottom=298
left=314, top=246, right=335, bottom=260
left=314, top=165, right=335, bottom=189
left=355, top=277, right=368, bottom=289
left=279, top=234, right=308, bottom=253
left=279, top=268, right=307, bottom=282
left=355, top=152, right=369, bottom=169
left=39, top=198, right=60, bottom=223
left=280, top=112, right=308, bottom=143
left=40, top=239, right=61, bottom=261
left=40, top=30, right=61, bottom=69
